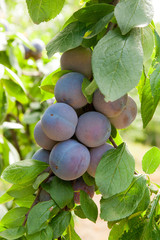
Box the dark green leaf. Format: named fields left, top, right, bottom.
left=92, top=28, right=143, bottom=101
left=95, top=143, right=135, bottom=198
left=26, top=0, right=65, bottom=24
left=80, top=190, right=98, bottom=223
left=27, top=200, right=54, bottom=234
left=0, top=226, right=25, bottom=239
left=82, top=172, right=95, bottom=186
left=1, top=159, right=49, bottom=184
left=0, top=207, right=29, bottom=228
left=7, top=184, right=35, bottom=198
left=50, top=211, right=71, bottom=239
left=100, top=175, right=147, bottom=221
left=47, top=22, right=87, bottom=58
left=0, top=84, right=7, bottom=124
left=115, top=0, right=154, bottom=35
left=26, top=225, right=53, bottom=240
left=74, top=206, right=86, bottom=219
left=42, top=176, right=74, bottom=208
left=142, top=147, right=160, bottom=174
left=134, top=187, right=150, bottom=213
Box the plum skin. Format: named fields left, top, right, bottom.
left=93, top=90, right=128, bottom=118
left=32, top=149, right=50, bottom=164
left=34, top=120, right=57, bottom=150
left=60, top=46, right=92, bottom=79
left=49, top=139, right=90, bottom=181
left=41, top=103, right=78, bottom=141
left=73, top=177, right=95, bottom=204
left=75, top=111, right=111, bottom=147
left=87, top=143, right=114, bottom=177
left=54, top=72, right=88, bottom=109
left=109, top=96, right=137, bottom=129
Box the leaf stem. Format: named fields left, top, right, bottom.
left=109, top=136, right=118, bottom=148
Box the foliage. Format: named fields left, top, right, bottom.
left=0, top=0, right=160, bottom=239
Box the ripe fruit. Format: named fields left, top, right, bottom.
left=60, top=46, right=92, bottom=79
left=49, top=139, right=90, bottom=181
left=75, top=111, right=111, bottom=147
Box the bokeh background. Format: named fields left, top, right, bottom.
left=0, top=0, right=160, bottom=239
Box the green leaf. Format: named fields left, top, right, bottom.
left=100, top=175, right=147, bottom=221
left=84, top=12, right=114, bottom=39
left=26, top=225, right=53, bottom=240
left=115, top=0, right=154, bottom=35
left=50, top=211, right=71, bottom=239
left=26, top=0, right=65, bottom=24
left=92, top=28, right=143, bottom=101
left=134, top=187, right=150, bottom=213
left=109, top=220, right=127, bottom=240
left=141, top=64, right=160, bottom=128
left=74, top=206, right=86, bottom=219
left=95, top=143, right=135, bottom=198
left=81, top=78, right=93, bottom=104
left=142, top=147, right=160, bottom=174
left=0, top=207, right=29, bottom=228
left=27, top=200, right=54, bottom=235
left=73, top=4, right=114, bottom=24
left=3, top=79, right=28, bottom=104
left=0, top=193, right=13, bottom=204
left=80, top=190, right=98, bottom=223
left=0, top=226, right=25, bottom=239
left=84, top=79, right=97, bottom=96
left=82, top=172, right=95, bottom=186
left=42, top=176, right=74, bottom=208
left=46, top=22, right=87, bottom=58
left=1, top=159, right=49, bottom=184
left=7, top=183, right=35, bottom=198
left=66, top=225, right=81, bottom=240
left=141, top=26, right=154, bottom=63
left=4, top=67, right=26, bottom=91
left=0, top=64, right=4, bottom=78
left=0, top=84, right=7, bottom=124
left=15, top=195, right=35, bottom=208
left=154, top=30, right=160, bottom=62
left=33, top=172, right=49, bottom=190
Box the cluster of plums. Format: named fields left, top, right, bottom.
left=32, top=46, right=137, bottom=203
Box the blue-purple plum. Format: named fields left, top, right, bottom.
left=87, top=143, right=113, bottom=177
left=32, top=149, right=50, bottom=164
left=34, top=120, right=57, bottom=150
left=93, top=90, right=128, bottom=118
left=24, top=39, right=44, bottom=60
left=49, top=139, right=90, bottom=181
left=73, top=177, right=95, bottom=204
left=60, top=46, right=92, bottom=79
left=109, top=96, right=137, bottom=129
left=54, top=72, right=88, bottom=109
left=41, top=103, right=78, bottom=141
left=75, top=111, right=111, bottom=147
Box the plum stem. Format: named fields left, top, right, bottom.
left=109, top=136, right=118, bottom=148
left=22, top=169, right=53, bottom=226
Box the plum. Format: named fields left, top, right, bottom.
left=93, top=90, right=128, bottom=118
left=60, top=46, right=92, bottom=79
left=54, top=72, right=88, bottom=109
left=32, top=149, right=50, bottom=164
left=34, top=120, right=57, bottom=150
left=41, top=103, right=78, bottom=141
left=75, top=111, right=111, bottom=147
left=109, top=96, right=137, bottom=129
left=24, top=39, right=44, bottom=60
left=49, top=139, right=90, bottom=181
left=87, top=143, right=113, bottom=177
left=73, top=177, right=95, bottom=204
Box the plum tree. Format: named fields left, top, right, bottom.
left=41, top=103, right=78, bottom=141
left=24, top=39, right=44, bottom=60
left=93, top=90, right=128, bottom=118
left=75, top=111, right=111, bottom=147
left=72, top=177, right=95, bottom=204
left=60, top=46, right=92, bottom=79
left=87, top=143, right=113, bottom=177
left=32, top=149, right=50, bottom=164
left=49, top=139, right=90, bottom=180
left=39, top=189, right=51, bottom=202
left=109, top=96, right=137, bottom=129
left=34, top=120, right=57, bottom=150
left=54, top=72, right=88, bottom=109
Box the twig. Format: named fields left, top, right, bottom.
left=22, top=170, right=53, bottom=226
left=109, top=136, right=118, bottom=148
left=58, top=237, right=61, bottom=240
